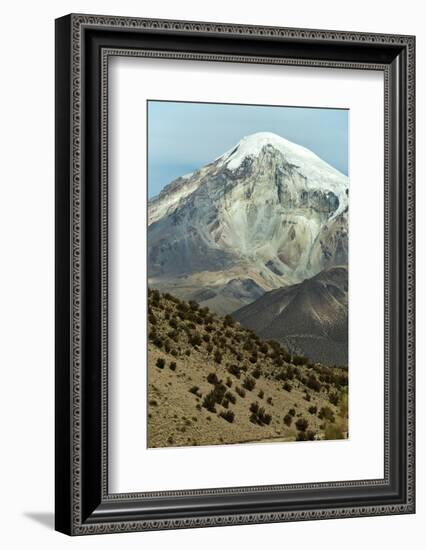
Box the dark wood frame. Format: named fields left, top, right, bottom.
left=55, top=13, right=415, bottom=535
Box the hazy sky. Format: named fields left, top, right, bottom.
left=148, top=100, right=349, bottom=198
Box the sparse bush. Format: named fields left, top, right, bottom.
left=306, top=374, right=321, bottom=392
left=318, top=406, right=335, bottom=423
left=227, top=364, right=241, bottom=378
left=153, top=336, right=163, bottom=349
left=329, top=391, right=339, bottom=406
left=148, top=313, right=157, bottom=325
left=214, top=350, right=223, bottom=364
left=235, top=386, right=246, bottom=398
left=226, top=377, right=233, bottom=388
left=207, top=372, right=220, bottom=385
left=258, top=389, right=264, bottom=399
left=308, top=405, right=318, bottom=415
left=223, top=314, right=235, bottom=327
left=169, top=317, right=178, bottom=329
left=283, top=382, right=292, bottom=392
left=202, top=333, right=211, bottom=343
left=295, top=418, right=309, bottom=432
left=283, top=414, right=292, bottom=426
left=225, top=391, right=236, bottom=404
left=249, top=403, right=272, bottom=426
left=252, top=366, right=261, bottom=379
left=149, top=399, right=158, bottom=406
left=304, top=392, right=311, bottom=402
left=249, top=353, right=258, bottom=365
left=189, top=386, right=202, bottom=398
left=202, top=392, right=217, bottom=413
left=288, top=408, right=296, bottom=417
left=293, top=354, right=309, bottom=366
left=169, top=361, right=177, bottom=371
left=259, top=342, right=268, bottom=354
left=222, top=398, right=229, bottom=409
left=219, top=410, right=235, bottom=423
left=189, top=332, right=202, bottom=347
left=242, top=376, right=256, bottom=391
left=156, top=358, right=165, bottom=369
left=297, top=430, right=316, bottom=441
left=206, top=343, right=213, bottom=353
left=267, top=397, right=273, bottom=405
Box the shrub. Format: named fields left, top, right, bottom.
left=219, top=410, right=235, bottom=423
left=288, top=408, right=296, bottom=417
left=148, top=313, right=157, bottom=325
left=235, top=386, right=246, bottom=398
left=214, top=350, right=223, bottom=364
left=250, top=403, right=272, bottom=426
left=153, top=336, right=163, bottom=349
left=189, top=300, right=199, bottom=311
left=283, top=382, right=292, bottom=392
left=169, top=361, right=177, bottom=371
left=225, top=391, right=236, bottom=404
left=318, top=406, right=335, bottom=423
left=169, top=317, right=178, bottom=329
left=202, top=392, right=217, bottom=413
left=283, top=414, right=293, bottom=426
left=227, top=364, right=241, bottom=378
left=249, top=353, right=258, bottom=364
left=306, top=374, right=321, bottom=392
left=259, top=342, right=268, bottom=354
left=223, top=314, right=234, bottom=327
left=207, top=372, right=220, bottom=385
left=304, top=392, right=311, bottom=402
left=189, top=386, right=202, bottom=398
left=250, top=402, right=259, bottom=414
left=297, top=430, right=316, bottom=441
left=156, top=358, right=165, bottom=369
left=202, top=333, right=211, bottom=343
left=242, top=376, right=256, bottom=391
left=329, top=391, right=339, bottom=406
left=295, top=418, right=309, bottom=432
left=206, top=343, right=213, bottom=353
left=226, top=377, right=233, bottom=388
left=252, top=366, right=262, bottom=379
left=293, top=354, right=309, bottom=366
left=308, top=405, right=318, bottom=415
left=189, top=332, right=202, bottom=347
left=258, top=389, right=264, bottom=399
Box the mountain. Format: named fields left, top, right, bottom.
left=233, top=266, right=348, bottom=366
left=148, top=131, right=348, bottom=314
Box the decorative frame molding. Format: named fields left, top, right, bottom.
left=55, top=14, right=415, bottom=535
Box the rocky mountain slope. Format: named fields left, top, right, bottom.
left=148, top=132, right=348, bottom=314
left=147, top=289, right=348, bottom=448
left=233, top=266, right=348, bottom=366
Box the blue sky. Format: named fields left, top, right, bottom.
left=148, top=100, right=348, bottom=199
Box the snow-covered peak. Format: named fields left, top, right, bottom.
left=218, top=131, right=348, bottom=218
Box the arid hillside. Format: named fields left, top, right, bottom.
left=147, top=289, right=348, bottom=448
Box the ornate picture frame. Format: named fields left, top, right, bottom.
left=55, top=13, right=415, bottom=535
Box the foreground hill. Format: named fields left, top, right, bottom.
left=148, top=132, right=348, bottom=314
left=233, top=266, right=348, bottom=366
left=147, top=289, right=348, bottom=448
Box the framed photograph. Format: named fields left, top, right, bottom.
left=55, top=14, right=415, bottom=535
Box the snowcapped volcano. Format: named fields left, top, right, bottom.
left=148, top=132, right=348, bottom=314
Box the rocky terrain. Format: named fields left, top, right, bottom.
left=147, top=289, right=348, bottom=448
